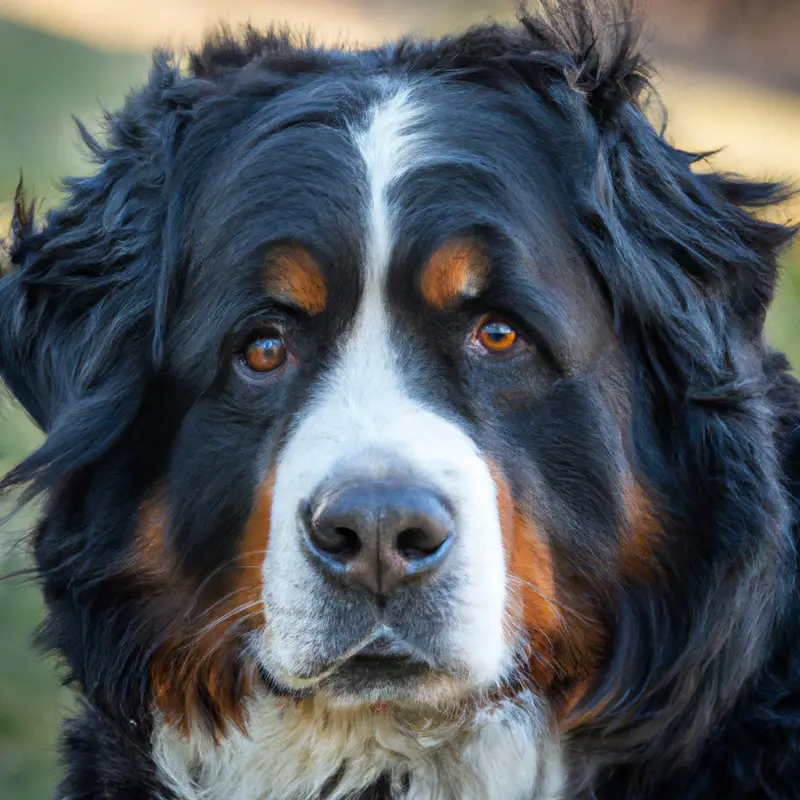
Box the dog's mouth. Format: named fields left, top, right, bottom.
left=319, top=643, right=441, bottom=705
left=263, top=629, right=441, bottom=698
left=334, top=637, right=432, bottom=681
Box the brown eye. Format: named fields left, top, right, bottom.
left=244, top=335, right=286, bottom=373
left=476, top=319, right=519, bottom=354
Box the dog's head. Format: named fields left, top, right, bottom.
left=2, top=1, right=797, bottom=780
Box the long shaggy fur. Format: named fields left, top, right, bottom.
left=2, top=2, right=799, bottom=798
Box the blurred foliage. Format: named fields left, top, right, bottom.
left=0, top=19, right=147, bottom=203
left=0, top=12, right=798, bottom=800
left=0, top=547, right=70, bottom=800
left=0, top=411, right=58, bottom=800
left=0, top=21, right=146, bottom=800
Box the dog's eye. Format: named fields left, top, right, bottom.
left=474, top=318, right=519, bottom=355
left=243, top=334, right=286, bottom=373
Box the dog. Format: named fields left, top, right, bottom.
left=2, top=2, right=799, bottom=798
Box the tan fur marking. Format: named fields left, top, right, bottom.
left=265, top=243, right=327, bottom=315
left=490, top=462, right=559, bottom=689
left=134, top=494, right=172, bottom=575
left=136, top=475, right=275, bottom=738
left=236, top=471, right=274, bottom=609
left=420, top=238, right=488, bottom=310
left=489, top=462, right=611, bottom=720
left=620, top=479, right=662, bottom=577
left=559, top=680, right=615, bottom=731
left=558, top=480, right=661, bottom=730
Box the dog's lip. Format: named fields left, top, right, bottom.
left=334, top=634, right=434, bottom=678
left=265, top=629, right=435, bottom=690
left=353, top=634, right=432, bottom=663
left=340, top=652, right=428, bottom=677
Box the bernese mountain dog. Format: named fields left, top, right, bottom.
left=2, top=1, right=799, bottom=798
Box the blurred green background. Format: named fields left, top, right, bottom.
left=0, top=2, right=798, bottom=798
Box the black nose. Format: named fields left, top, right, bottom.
left=303, top=480, right=455, bottom=597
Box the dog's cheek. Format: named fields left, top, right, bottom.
left=555, top=477, right=664, bottom=729
left=491, top=460, right=616, bottom=710
left=133, top=474, right=273, bottom=738
left=490, top=462, right=560, bottom=689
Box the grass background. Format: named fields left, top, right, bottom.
left=0, top=21, right=146, bottom=798
left=0, top=7, right=798, bottom=800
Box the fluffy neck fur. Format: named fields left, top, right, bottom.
left=152, top=690, right=564, bottom=800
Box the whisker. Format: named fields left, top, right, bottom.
left=200, top=611, right=265, bottom=660
left=188, top=601, right=264, bottom=644
left=507, top=574, right=593, bottom=624
left=177, top=548, right=269, bottom=616
left=186, top=579, right=267, bottom=626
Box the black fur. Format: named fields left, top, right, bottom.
left=2, top=2, right=799, bottom=797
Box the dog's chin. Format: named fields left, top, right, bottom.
left=263, top=653, right=476, bottom=711
left=317, top=664, right=466, bottom=710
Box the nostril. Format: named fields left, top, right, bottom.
left=396, top=526, right=452, bottom=561
left=330, top=527, right=361, bottom=557
left=308, top=524, right=361, bottom=560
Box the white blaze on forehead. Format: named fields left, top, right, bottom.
left=262, top=83, right=508, bottom=688
left=322, top=83, right=430, bottom=433
left=351, top=84, right=427, bottom=283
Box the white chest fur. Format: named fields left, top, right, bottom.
left=152, top=691, right=564, bottom=800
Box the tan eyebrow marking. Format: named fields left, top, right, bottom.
left=419, top=238, right=488, bottom=310
left=264, top=243, right=327, bottom=315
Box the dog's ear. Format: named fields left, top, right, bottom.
left=506, top=2, right=798, bottom=773
left=0, top=56, right=205, bottom=489
left=515, top=1, right=797, bottom=369
left=431, top=1, right=795, bottom=365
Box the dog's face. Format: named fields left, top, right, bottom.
left=2, top=8, right=796, bottom=782
left=149, top=77, right=622, bottom=714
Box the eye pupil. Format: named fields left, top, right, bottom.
left=244, top=336, right=286, bottom=372
left=477, top=319, right=518, bottom=354
left=484, top=324, right=509, bottom=341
